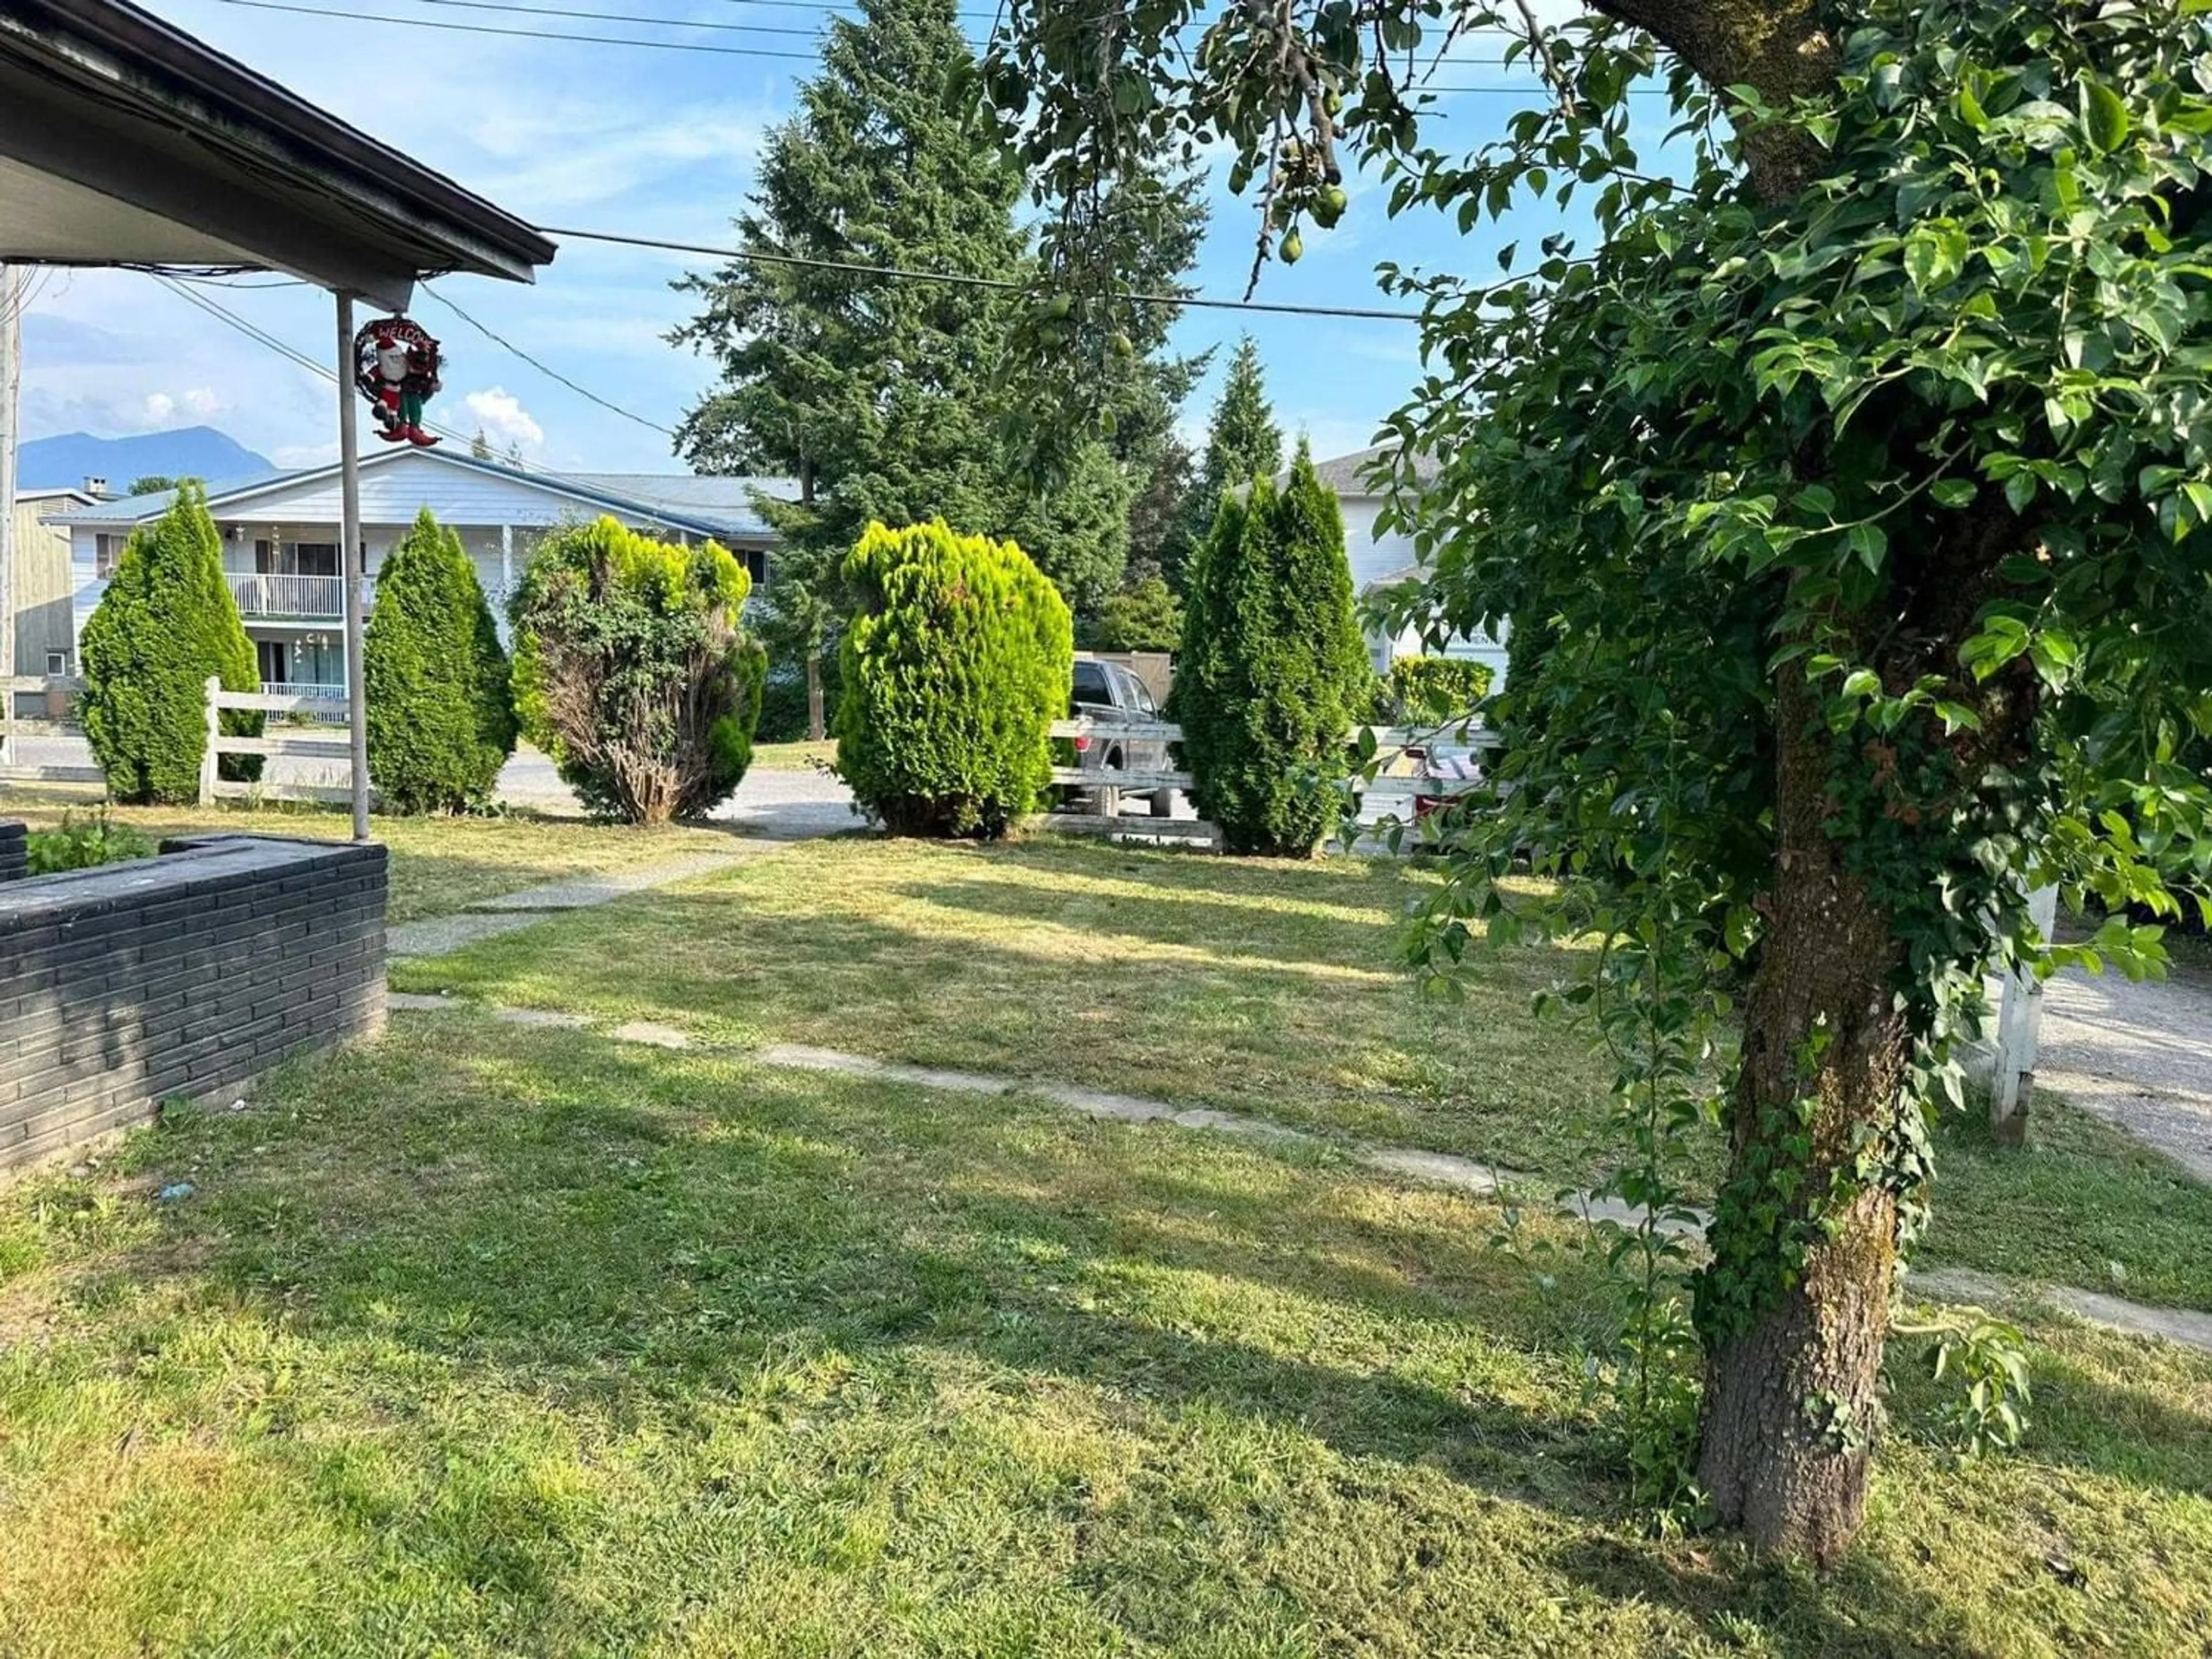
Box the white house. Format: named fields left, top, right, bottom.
left=47, top=448, right=793, bottom=696
left=1291, top=445, right=1510, bottom=686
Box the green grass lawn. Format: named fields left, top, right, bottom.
left=393, top=834, right=2212, bottom=1310
left=1, top=1015, right=2207, bottom=1654
left=750, top=739, right=839, bottom=771
left=394, top=836, right=1628, bottom=1181
left=5, top=796, right=738, bottom=923
left=1918, top=1100, right=2212, bottom=1309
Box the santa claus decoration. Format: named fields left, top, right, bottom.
left=353, top=316, right=443, bottom=446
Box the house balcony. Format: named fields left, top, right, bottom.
left=229, top=572, right=345, bottom=619
left=259, top=681, right=351, bottom=722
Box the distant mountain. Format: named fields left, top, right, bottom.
left=18, top=427, right=274, bottom=493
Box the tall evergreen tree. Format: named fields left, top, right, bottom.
left=1172, top=337, right=1283, bottom=589
left=672, top=0, right=1022, bottom=732
left=673, top=0, right=1156, bottom=714
left=1172, top=444, right=1366, bottom=856
left=1124, top=429, right=1196, bottom=586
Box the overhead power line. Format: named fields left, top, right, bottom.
left=419, top=282, right=677, bottom=436
left=394, top=0, right=827, bottom=37
left=149, top=276, right=671, bottom=503
left=203, top=0, right=1645, bottom=90
left=207, top=0, right=821, bottom=57
left=385, top=0, right=1536, bottom=59
left=537, top=222, right=1430, bottom=320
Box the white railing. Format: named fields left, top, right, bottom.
left=228, top=572, right=346, bottom=618
left=259, top=681, right=351, bottom=724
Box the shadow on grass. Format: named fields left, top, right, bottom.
left=892, top=874, right=1407, bottom=973
left=395, top=872, right=1618, bottom=1168
left=80, top=1020, right=2018, bottom=1654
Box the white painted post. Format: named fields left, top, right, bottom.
left=335, top=293, right=370, bottom=842
left=1991, top=882, right=2060, bottom=1145
left=199, top=674, right=221, bottom=806
left=499, top=522, right=513, bottom=605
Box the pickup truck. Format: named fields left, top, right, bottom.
left=1062, top=658, right=1177, bottom=817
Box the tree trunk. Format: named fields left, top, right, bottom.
left=805, top=651, right=825, bottom=743
left=1592, top=0, right=1838, bottom=199
left=1695, top=668, right=1907, bottom=1563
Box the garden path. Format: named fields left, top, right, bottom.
left=382, top=988, right=2212, bottom=1358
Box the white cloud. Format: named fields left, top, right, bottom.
left=142, top=392, right=175, bottom=425
left=462, top=100, right=770, bottom=217
left=183, top=387, right=224, bottom=417
left=461, top=386, right=546, bottom=452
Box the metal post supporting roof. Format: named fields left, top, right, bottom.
left=335, top=294, right=369, bottom=842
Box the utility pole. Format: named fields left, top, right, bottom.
left=0, top=263, right=21, bottom=764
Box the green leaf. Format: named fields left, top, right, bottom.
left=2184, top=480, right=2212, bottom=529
left=1931, top=479, right=1977, bottom=509
left=1847, top=522, right=1887, bottom=572
left=2084, top=81, right=2131, bottom=154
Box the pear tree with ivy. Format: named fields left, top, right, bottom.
left=983, top=0, right=2212, bottom=1562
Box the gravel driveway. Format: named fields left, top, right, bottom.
left=2035, top=964, right=2212, bottom=1183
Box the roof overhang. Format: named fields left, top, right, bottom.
left=0, top=0, right=555, bottom=310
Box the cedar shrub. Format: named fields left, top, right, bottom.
left=835, top=518, right=1073, bottom=838
left=78, top=482, right=262, bottom=804
left=509, top=517, right=765, bottom=825
left=1171, top=446, right=1368, bottom=856
left=364, top=507, right=517, bottom=814
left=1375, top=655, right=1495, bottom=723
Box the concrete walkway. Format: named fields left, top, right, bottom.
left=382, top=994, right=2209, bottom=1355
left=387, top=842, right=788, bottom=959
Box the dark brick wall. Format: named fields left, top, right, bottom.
left=0, top=823, right=23, bottom=884
left=0, top=834, right=387, bottom=1172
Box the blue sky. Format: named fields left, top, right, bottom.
left=18, top=0, right=1613, bottom=476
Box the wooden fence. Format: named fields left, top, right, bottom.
left=1046, top=716, right=1218, bottom=847
left=0, top=675, right=104, bottom=787
left=200, top=676, right=360, bottom=807
left=1355, top=724, right=1500, bottom=827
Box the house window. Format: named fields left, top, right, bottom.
left=94, top=533, right=123, bottom=578
left=255, top=540, right=340, bottom=577
left=44, top=651, right=68, bottom=677
left=256, top=640, right=289, bottom=685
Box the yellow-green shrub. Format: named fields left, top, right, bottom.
left=835, top=519, right=1072, bottom=838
